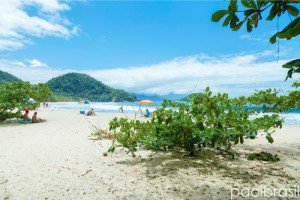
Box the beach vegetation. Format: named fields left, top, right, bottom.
left=247, top=151, right=280, bottom=162
left=107, top=87, right=289, bottom=157
left=0, top=82, right=51, bottom=121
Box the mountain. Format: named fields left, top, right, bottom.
left=160, top=93, right=186, bottom=101
left=46, top=73, right=136, bottom=102
left=181, top=93, right=203, bottom=101
left=0, top=70, right=21, bottom=84
left=134, top=92, right=186, bottom=101
left=134, top=93, right=163, bottom=101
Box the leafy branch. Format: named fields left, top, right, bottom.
left=212, top=0, right=300, bottom=80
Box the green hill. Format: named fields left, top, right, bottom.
left=0, top=70, right=21, bottom=84
left=181, top=93, right=203, bottom=101
left=46, top=73, right=136, bottom=102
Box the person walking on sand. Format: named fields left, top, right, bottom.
left=32, top=112, right=46, bottom=123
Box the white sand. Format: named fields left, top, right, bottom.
left=0, top=108, right=299, bottom=200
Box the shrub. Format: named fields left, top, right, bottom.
left=108, top=87, right=284, bottom=156
left=0, top=82, right=51, bottom=121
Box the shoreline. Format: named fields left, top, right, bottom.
left=1, top=108, right=300, bottom=199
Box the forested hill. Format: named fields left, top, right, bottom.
left=46, top=73, right=136, bottom=102
left=0, top=70, right=21, bottom=84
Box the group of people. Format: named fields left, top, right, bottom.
left=42, top=102, right=49, bottom=108
left=23, top=110, right=46, bottom=123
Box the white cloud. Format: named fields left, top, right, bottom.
left=26, top=59, right=47, bottom=68
left=0, top=0, right=77, bottom=50
left=0, top=52, right=298, bottom=95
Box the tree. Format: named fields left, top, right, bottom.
left=0, top=82, right=51, bottom=121
left=211, top=0, right=300, bottom=80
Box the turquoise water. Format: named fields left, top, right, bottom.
left=49, top=101, right=300, bottom=126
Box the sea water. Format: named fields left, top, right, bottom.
left=48, top=102, right=300, bottom=127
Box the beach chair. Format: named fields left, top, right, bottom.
left=80, top=110, right=85, bottom=115
left=144, top=109, right=151, bottom=118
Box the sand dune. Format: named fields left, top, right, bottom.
left=0, top=108, right=299, bottom=199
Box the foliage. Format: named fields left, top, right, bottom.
left=0, top=70, right=20, bottom=84
left=108, top=87, right=284, bottom=156
left=90, top=128, right=116, bottom=140
left=181, top=92, right=203, bottom=101
left=247, top=80, right=300, bottom=112
left=247, top=151, right=280, bottom=162
left=211, top=0, right=300, bottom=79
left=46, top=93, right=82, bottom=102
left=46, top=73, right=136, bottom=102
left=283, top=59, right=300, bottom=80
left=0, top=82, right=51, bottom=121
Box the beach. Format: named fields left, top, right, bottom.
left=0, top=108, right=300, bottom=200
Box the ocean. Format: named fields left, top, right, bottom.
left=48, top=102, right=300, bottom=127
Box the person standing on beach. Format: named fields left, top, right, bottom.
left=119, top=106, right=124, bottom=113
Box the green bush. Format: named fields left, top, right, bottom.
left=108, top=87, right=285, bottom=156
left=0, top=82, right=51, bottom=121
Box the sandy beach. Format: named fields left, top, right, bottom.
left=0, top=108, right=300, bottom=200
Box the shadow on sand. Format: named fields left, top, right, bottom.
left=117, top=149, right=295, bottom=182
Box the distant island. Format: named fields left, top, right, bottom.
left=181, top=93, right=202, bottom=101
left=0, top=70, right=136, bottom=102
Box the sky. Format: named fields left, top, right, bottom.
left=0, top=0, right=299, bottom=96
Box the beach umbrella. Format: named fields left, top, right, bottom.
left=139, top=100, right=154, bottom=105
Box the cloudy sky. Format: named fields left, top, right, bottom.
left=0, top=0, right=299, bottom=96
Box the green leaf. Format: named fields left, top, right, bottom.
left=222, top=15, right=231, bottom=27
left=211, top=10, right=229, bottom=22
left=266, top=134, right=274, bottom=143
left=269, top=33, right=277, bottom=44
left=247, top=19, right=253, bottom=32
left=230, top=14, right=239, bottom=29
left=286, top=5, right=299, bottom=17
left=269, top=17, right=300, bottom=44
left=229, top=0, right=238, bottom=11
left=285, top=68, right=294, bottom=81
left=232, top=20, right=246, bottom=31
left=276, top=16, right=300, bottom=40
left=244, top=9, right=256, bottom=17
left=283, top=59, right=300, bottom=81
left=241, top=0, right=257, bottom=9
left=282, top=59, right=300, bottom=69
left=267, top=3, right=277, bottom=21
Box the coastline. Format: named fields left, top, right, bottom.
left=1, top=108, right=300, bottom=199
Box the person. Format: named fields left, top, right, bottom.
left=144, top=108, right=151, bottom=118
left=138, top=108, right=143, bottom=117
left=23, top=110, right=31, bottom=121
left=86, top=108, right=96, bottom=116
left=119, top=106, right=124, bottom=113
left=32, top=112, right=46, bottom=123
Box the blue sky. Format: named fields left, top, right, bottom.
left=0, top=0, right=299, bottom=95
